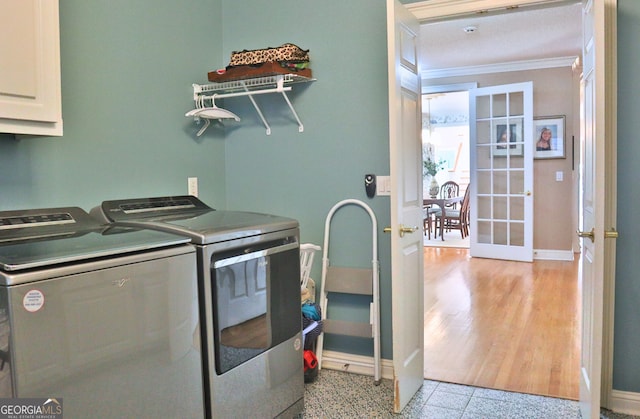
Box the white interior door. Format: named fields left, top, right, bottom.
left=469, top=82, right=534, bottom=262
left=387, top=0, right=424, bottom=413
left=578, top=0, right=616, bottom=417
left=579, top=38, right=602, bottom=419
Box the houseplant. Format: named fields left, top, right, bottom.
left=423, top=158, right=446, bottom=198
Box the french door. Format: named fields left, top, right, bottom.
left=469, top=82, right=534, bottom=262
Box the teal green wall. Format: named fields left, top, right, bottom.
left=0, top=0, right=394, bottom=358
left=220, top=1, right=393, bottom=357
left=0, top=0, right=226, bottom=211
left=615, top=0, right=640, bottom=394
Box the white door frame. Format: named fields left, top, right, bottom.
left=401, top=0, right=617, bottom=410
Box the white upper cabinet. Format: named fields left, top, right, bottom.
left=0, top=0, right=62, bottom=136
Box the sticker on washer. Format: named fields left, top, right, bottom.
left=23, top=289, right=45, bottom=313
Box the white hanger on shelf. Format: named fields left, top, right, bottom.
left=185, top=94, right=240, bottom=136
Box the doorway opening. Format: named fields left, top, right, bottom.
left=422, top=91, right=470, bottom=248
left=416, top=2, right=582, bottom=400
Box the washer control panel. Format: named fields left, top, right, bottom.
left=0, top=212, right=74, bottom=230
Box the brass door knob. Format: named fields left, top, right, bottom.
left=577, top=228, right=595, bottom=243
left=577, top=228, right=619, bottom=243
left=400, top=225, right=418, bottom=237
left=383, top=225, right=418, bottom=237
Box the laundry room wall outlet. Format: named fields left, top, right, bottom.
left=188, top=177, right=198, bottom=197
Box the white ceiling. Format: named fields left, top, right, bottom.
left=417, top=2, right=582, bottom=71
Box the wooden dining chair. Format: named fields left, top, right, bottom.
left=439, top=181, right=460, bottom=209
left=423, top=205, right=434, bottom=239
left=434, top=185, right=470, bottom=239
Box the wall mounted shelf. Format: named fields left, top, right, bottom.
left=190, top=74, right=314, bottom=135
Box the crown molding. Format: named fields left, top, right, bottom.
left=422, top=56, right=578, bottom=80
left=405, top=0, right=576, bottom=22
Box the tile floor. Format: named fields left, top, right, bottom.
left=301, top=369, right=639, bottom=419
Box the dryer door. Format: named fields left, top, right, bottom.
left=210, top=239, right=300, bottom=374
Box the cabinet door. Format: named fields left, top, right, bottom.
left=0, top=0, right=62, bottom=136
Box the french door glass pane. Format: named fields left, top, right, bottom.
left=477, top=96, right=490, bottom=119
left=510, top=223, right=525, bottom=246
left=478, top=220, right=491, bottom=244
left=492, top=94, right=507, bottom=117
left=477, top=196, right=490, bottom=219
left=494, top=222, right=508, bottom=245
left=477, top=120, right=491, bottom=143
left=509, top=91, right=524, bottom=115
left=477, top=171, right=490, bottom=195
left=493, top=171, right=508, bottom=194
left=494, top=196, right=508, bottom=219
left=512, top=197, right=525, bottom=221
left=477, top=146, right=492, bottom=170
left=510, top=171, right=524, bottom=194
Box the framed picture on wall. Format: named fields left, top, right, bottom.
left=494, top=121, right=523, bottom=156
left=533, top=115, right=565, bottom=159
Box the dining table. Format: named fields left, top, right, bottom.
left=423, top=196, right=464, bottom=241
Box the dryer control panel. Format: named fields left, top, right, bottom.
left=95, top=196, right=213, bottom=222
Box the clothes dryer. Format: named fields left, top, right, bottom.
left=92, top=196, right=303, bottom=418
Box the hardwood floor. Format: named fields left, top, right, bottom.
left=423, top=247, right=580, bottom=400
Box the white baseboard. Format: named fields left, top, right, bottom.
left=319, top=350, right=394, bottom=380
left=533, top=249, right=575, bottom=261
left=609, top=389, right=640, bottom=416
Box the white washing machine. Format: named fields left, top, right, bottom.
left=0, top=206, right=205, bottom=418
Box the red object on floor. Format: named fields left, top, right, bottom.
left=303, top=350, right=317, bottom=371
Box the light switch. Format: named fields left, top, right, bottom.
left=555, top=171, right=563, bottom=182
left=376, top=176, right=391, bottom=196
left=188, top=177, right=198, bottom=197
